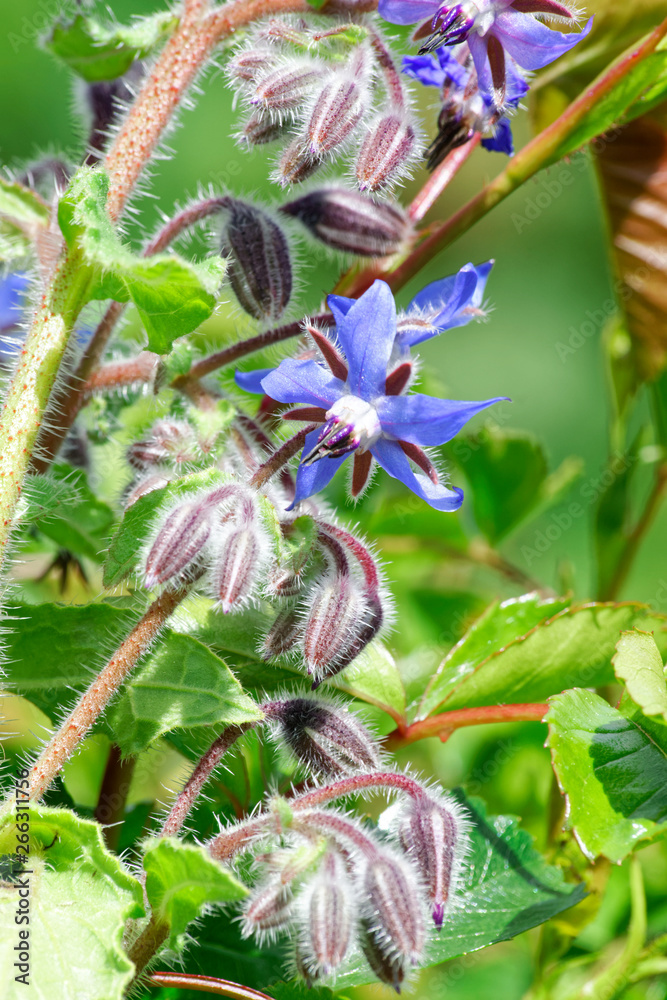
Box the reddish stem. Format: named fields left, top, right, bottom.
left=249, top=425, right=314, bottom=488
left=385, top=703, right=549, bottom=750
left=148, top=973, right=274, bottom=999
left=408, top=134, right=481, bottom=223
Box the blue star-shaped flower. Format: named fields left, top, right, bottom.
left=379, top=0, right=592, bottom=107
left=240, top=278, right=507, bottom=512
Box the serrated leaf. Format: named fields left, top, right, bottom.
left=58, top=168, right=224, bottom=352
left=46, top=11, right=177, bottom=82
left=337, top=794, right=585, bottom=987
left=106, top=631, right=262, bottom=756
left=613, top=629, right=667, bottom=720
left=103, top=467, right=229, bottom=587
left=547, top=687, right=667, bottom=861
left=0, top=176, right=50, bottom=227
left=419, top=593, right=571, bottom=718
left=0, top=806, right=143, bottom=1000
left=142, top=838, right=247, bottom=952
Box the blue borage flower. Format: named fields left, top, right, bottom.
left=236, top=272, right=507, bottom=512
left=378, top=0, right=592, bottom=108
left=403, top=46, right=529, bottom=160
left=0, top=271, right=93, bottom=363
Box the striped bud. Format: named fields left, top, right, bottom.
left=302, top=574, right=371, bottom=686
left=307, top=70, right=366, bottom=157
left=281, top=188, right=408, bottom=257
left=298, top=852, right=354, bottom=976
left=124, top=473, right=171, bottom=510
left=356, top=113, right=417, bottom=192
left=242, top=878, right=294, bottom=937
left=221, top=199, right=292, bottom=321
left=396, top=794, right=469, bottom=929
left=127, top=419, right=197, bottom=471
left=361, top=851, right=425, bottom=968
left=241, top=109, right=289, bottom=146
left=213, top=525, right=262, bottom=613
left=359, top=918, right=406, bottom=993
left=262, top=606, right=303, bottom=658
left=228, top=48, right=276, bottom=86
left=144, top=500, right=213, bottom=588
left=252, top=59, right=323, bottom=114
left=276, top=138, right=323, bottom=187
left=268, top=697, right=381, bottom=777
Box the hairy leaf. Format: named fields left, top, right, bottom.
left=614, top=629, right=667, bottom=719
left=0, top=176, right=50, bottom=227
left=547, top=687, right=667, bottom=861
left=46, top=11, right=177, bottom=82
left=34, top=465, right=115, bottom=562
left=58, top=169, right=224, bottom=353
left=0, top=806, right=143, bottom=1000
left=142, top=838, right=247, bottom=951
left=18, top=474, right=82, bottom=525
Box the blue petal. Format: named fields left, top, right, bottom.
left=494, top=12, right=594, bottom=72
left=287, top=428, right=347, bottom=510
left=261, top=358, right=345, bottom=408
left=371, top=438, right=464, bottom=512
left=401, top=261, right=494, bottom=345
left=335, top=280, right=397, bottom=399
left=0, top=272, right=29, bottom=330
left=436, top=46, right=471, bottom=88
left=482, top=118, right=515, bottom=155
left=378, top=0, right=438, bottom=26
left=327, top=293, right=356, bottom=328
left=505, top=57, right=530, bottom=105
left=376, top=393, right=508, bottom=446
left=402, top=54, right=448, bottom=89
left=235, top=367, right=275, bottom=394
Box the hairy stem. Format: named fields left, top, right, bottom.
left=147, top=974, right=274, bottom=999
left=94, top=743, right=137, bottom=852
left=159, top=722, right=257, bottom=838
left=408, top=135, right=480, bottom=223
left=249, top=425, right=314, bottom=488
left=1, top=587, right=189, bottom=811
left=384, top=703, right=549, bottom=749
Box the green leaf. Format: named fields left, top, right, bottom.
left=34, top=465, right=115, bottom=562
left=18, top=473, right=82, bottom=524
left=142, top=838, right=247, bottom=952
left=267, top=985, right=337, bottom=1000
left=106, top=632, right=262, bottom=756
left=103, top=467, right=230, bottom=586
left=594, top=436, right=644, bottom=599
left=333, top=641, right=406, bottom=721
left=547, top=687, right=667, bottom=861
left=0, top=176, right=50, bottom=227
left=337, top=794, right=585, bottom=987
left=613, top=629, right=667, bottom=720
left=58, top=169, right=224, bottom=352
left=0, top=806, right=143, bottom=1000
left=2, top=602, right=137, bottom=720
left=45, top=11, right=177, bottom=82
left=453, top=428, right=582, bottom=543
left=419, top=593, right=571, bottom=718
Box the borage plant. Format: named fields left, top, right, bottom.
left=2, top=0, right=667, bottom=998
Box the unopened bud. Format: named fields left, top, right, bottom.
left=241, top=109, right=289, bottom=146
left=302, top=573, right=371, bottom=686
left=242, top=878, right=294, bottom=937
left=124, top=473, right=171, bottom=509
left=281, top=188, right=408, bottom=257
left=362, top=851, right=425, bottom=967
left=268, top=697, right=381, bottom=777
left=221, top=199, right=293, bottom=321
left=356, top=113, right=417, bottom=192
left=252, top=59, right=323, bottom=113
left=213, top=525, right=262, bottom=613
left=276, top=138, right=323, bottom=187
left=359, top=918, right=407, bottom=993
left=307, top=69, right=366, bottom=157
left=144, top=500, right=213, bottom=588
left=127, top=419, right=197, bottom=471
left=267, top=566, right=303, bottom=597
left=396, top=794, right=469, bottom=929
left=262, top=606, right=303, bottom=658
left=228, top=47, right=276, bottom=85
left=298, top=851, right=354, bottom=976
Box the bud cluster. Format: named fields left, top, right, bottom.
left=209, top=724, right=470, bottom=992
left=228, top=18, right=419, bottom=192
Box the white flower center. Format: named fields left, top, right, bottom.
left=326, top=394, right=382, bottom=452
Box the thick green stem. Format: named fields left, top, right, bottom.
left=0, top=251, right=91, bottom=572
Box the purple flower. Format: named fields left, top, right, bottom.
left=249, top=280, right=506, bottom=511
left=0, top=272, right=30, bottom=362
left=381, top=0, right=593, bottom=107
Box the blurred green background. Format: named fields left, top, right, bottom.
left=2, top=1, right=667, bottom=998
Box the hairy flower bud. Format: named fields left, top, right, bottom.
left=127, top=419, right=197, bottom=471
left=298, top=851, right=355, bottom=976
left=361, top=851, right=425, bottom=967
left=359, top=918, right=406, bottom=993
left=228, top=47, right=276, bottom=86
left=281, top=188, right=408, bottom=257
left=242, top=878, right=294, bottom=937
left=356, top=112, right=417, bottom=192
left=252, top=59, right=323, bottom=114
left=124, top=473, right=171, bottom=510
left=221, top=199, right=292, bottom=321
left=302, top=573, right=372, bottom=687
left=396, top=793, right=469, bottom=929
left=268, top=697, right=381, bottom=777
left=241, top=109, right=289, bottom=146
left=262, top=606, right=303, bottom=658
left=144, top=500, right=213, bottom=588
left=276, top=139, right=323, bottom=187
left=306, top=68, right=367, bottom=157
left=213, top=524, right=262, bottom=613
